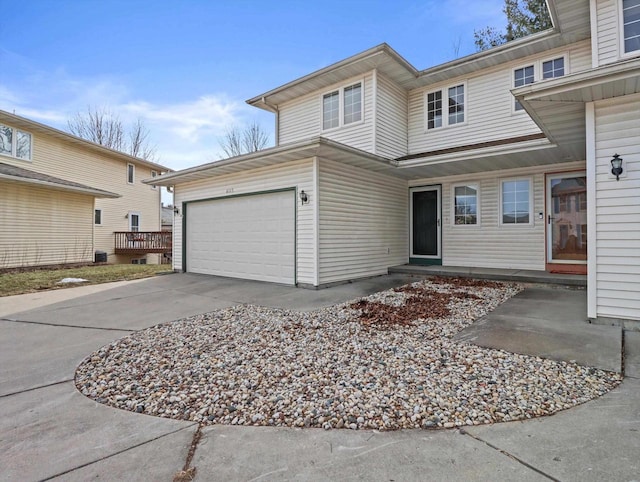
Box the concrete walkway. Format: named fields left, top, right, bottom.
left=0, top=273, right=638, bottom=481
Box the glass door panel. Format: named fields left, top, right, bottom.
left=410, top=186, right=441, bottom=259
left=547, top=174, right=587, bottom=263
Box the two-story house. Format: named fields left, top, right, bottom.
left=151, top=0, right=640, bottom=325
left=0, top=110, right=171, bottom=268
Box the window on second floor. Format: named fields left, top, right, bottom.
left=542, top=57, right=565, bottom=79
left=0, top=123, right=32, bottom=161
left=322, top=81, right=363, bottom=130
left=426, top=83, right=466, bottom=130
left=127, top=163, right=135, bottom=184
left=514, top=66, right=535, bottom=111
left=95, top=209, right=102, bottom=225
left=623, top=0, right=640, bottom=53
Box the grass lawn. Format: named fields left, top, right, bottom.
left=0, top=264, right=173, bottom=297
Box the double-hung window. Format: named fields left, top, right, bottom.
left=513, top=66, right=534, bottom=111
left=127, top=163, right=135, bottom=184
left=426, top=83, right=466, bottom=130
left=542, top=57, right=565, bottom=79
left=322, top=81, right=362, bottom=130
left=623, top=0, right=640, bottom=54
left=0, top=123, right=32, bottom=160
left=500, top=178, right=532, bottom=225
left=453, top=184, right=479, bottom=225
left=95, top=209, right=103, bottom=225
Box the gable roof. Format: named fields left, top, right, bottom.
left=247, top=0, right=590, bottom=109
left=0, top=110, right=171, bottom=173
left=0, top=162, right=120, bottom=198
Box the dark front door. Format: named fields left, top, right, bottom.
left=410, top=186, right=441, bottom=264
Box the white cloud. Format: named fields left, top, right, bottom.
left=0, top=70, right=267, bottom=171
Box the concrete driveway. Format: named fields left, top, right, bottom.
left=0, top=273, right=638, bottom=481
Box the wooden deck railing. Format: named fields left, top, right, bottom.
left=114, top=231, right=172, bottom=254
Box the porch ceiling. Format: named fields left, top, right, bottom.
left=513, top=58, right=640, bottom=162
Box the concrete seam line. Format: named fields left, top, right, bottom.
left=174, top=423, right=203, bottom=481
left=460, top=429, right=561, bottom=482
left=1, top=318, right=134, bottom=332
left=0, top=379, right=74, bottom=399
left=621, top=328, right=625, bottom=377
left=39, top=423, right=199, bottom=482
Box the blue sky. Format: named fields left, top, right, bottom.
left=0, top=0, right=505, bottom=171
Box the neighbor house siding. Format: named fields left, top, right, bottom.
left=410, top=161, right=585, bottom=270
left=3, top=134, right=162, bottom=264
left=0, top=182, right=93, bottom=268
left=594, top=0, right=621, bottom=66
left=318, top=158, right=408, bottom=284
left=593, top=95, right=640, bottom=320
left=173, top=158, right=316, bottom=285
left=278, top=73, right=375, bottom=153
left=407, top=42, right=592, bottom=154
left=375, top=71, right=408, bottom=158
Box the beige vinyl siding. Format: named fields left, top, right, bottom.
left=318, top=158, right=407, bottom=284
left=3, top=134, right=162, bottom=264
left=408, top=42, right=592, bottom=154
left=594, top=95, right=640, bottom=320
left=1, top=182, right=93, bottom=268
left=278, top=73, right=375, bottom=153
left=410, top=161, right=585, bottom=270
left=595, top=0, right=621, bottom=66
left=173, top=158, right=316, bottom=285
left=375, top=71, right=408, bottom=159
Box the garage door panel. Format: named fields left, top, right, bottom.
left=186, top=191, right=295, bottom=284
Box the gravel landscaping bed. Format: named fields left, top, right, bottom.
left=75, top=278, right=622, bottom=430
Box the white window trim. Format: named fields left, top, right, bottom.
left=499, top=177, right=534, bottom=227
left=451, top=182, right=481, bottom=227
left=127, top=163, right=135, bottom=184
left=0, top=124, right=33, bottom=161
left=151, top=170, right=158, bottom=189
left=94, top=208, right=102, bottom=226
left=539, top=54, right=569, bottom=80
left=424, top=81, right=468, bottom=131
left=128, top=211, right=141, bottom=232
left=320, top=79, right=365, bottom=132
left=512, top=64, right=536, bottom=114
left=619, top=0, right=640, bottom=58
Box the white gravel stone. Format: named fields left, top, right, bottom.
left=75, top=278, right=622, bottom=430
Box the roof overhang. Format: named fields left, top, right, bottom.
left=148, top=137, right=408, bottom=186
left=247, top=0, right=591, bottom=109
left=513, top=57, right=640, bottom=161
left=0, top=110, right=171, bottom=173
left=391, top=134, right=582, bottom=179
left=0, top=164, right=120, bottom=198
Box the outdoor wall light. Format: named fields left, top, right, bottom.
left=611, top=154, right=623, bottom=181
left=299, top=190, right=309, bottom=205
left=173, top=206, right=181, bottom=216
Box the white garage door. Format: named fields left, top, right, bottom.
left=186, top=190, right=295, bottom=284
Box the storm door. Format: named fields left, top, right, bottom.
left=547, top=173, right=587, bottom=264
left=410, top=186, right=441, bottom=263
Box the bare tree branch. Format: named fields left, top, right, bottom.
left=68, top=106, right=156, bottom=161
left=219, top=121, right=269, bottom=158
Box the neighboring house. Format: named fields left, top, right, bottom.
left=0, top=110, right=171, bottom=268
left=151, top=0, right=640, bottom=325
left=161, top=205, right=174, bottom=231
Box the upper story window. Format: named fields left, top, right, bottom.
left=127, top=163, right=135, bottom=184
left=322, top=81, right=363, bottom=131
left=426, top=83, right=466, bottom=130
left=514, top=66, right=534, bottom=111
left=94, top=209, right=102, bottom=225
left=623, top=0, right=640, bottom=53
left=542, top=57, right=565, bottom=79
left=0, top=123, right=32, bottom=161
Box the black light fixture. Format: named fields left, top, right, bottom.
left=611, top=154, right=623, bottom=181
left=299, top=190, right=309, bottom=205
left=173, top=206, right=181, bottom=216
